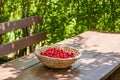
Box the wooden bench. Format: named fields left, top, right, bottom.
left=0, top=15, right=46, bottom=57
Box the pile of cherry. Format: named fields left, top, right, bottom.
left=40, top=48, right=74, bottom=58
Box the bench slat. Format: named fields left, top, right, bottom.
left=0, top=16, right=42, bottom=34
left=0, top=32, right=46, bottom=57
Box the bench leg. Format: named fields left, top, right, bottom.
left=106, top=67, right=120, bottom=80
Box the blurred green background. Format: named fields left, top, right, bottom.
left=0, top=0, right=120, bottom=63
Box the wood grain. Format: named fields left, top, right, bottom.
left=0, top=32, right=46, bottom=57
left=0, top=15, right=46, bottom=57
left=0, top=16, right=42, bottom=34
left=0, top=31, right=120, bottom=80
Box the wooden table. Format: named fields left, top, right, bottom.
left=0, top=31, right=120, bottom=80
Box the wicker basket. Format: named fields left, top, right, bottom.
left=35, top=45, right=81, bottom=69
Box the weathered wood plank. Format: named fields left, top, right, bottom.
left=0, top=31, right=120, bottom=80
left=2, top=51, right=120, bottom=80
left=0, top=16, right=42, bottom=34
left=0, top=53, right=39, bottom=80
left=0, top=32, right=46, bottom=57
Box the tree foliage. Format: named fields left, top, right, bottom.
left=0, top=0, right=120, bottom=63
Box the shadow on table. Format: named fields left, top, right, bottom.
left=2, top=49, right=120, bottom=80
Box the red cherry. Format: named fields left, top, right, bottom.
left=40, top=48, right=74, bottom=58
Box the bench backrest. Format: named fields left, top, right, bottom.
left=0, top=16, right=46, bottom=57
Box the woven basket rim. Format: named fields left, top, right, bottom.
left=36, top=53, right=81, bottom=60
left=35, top=45, right=81, bottom=60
